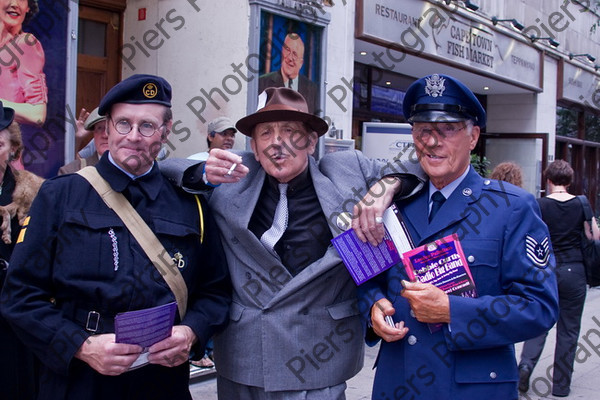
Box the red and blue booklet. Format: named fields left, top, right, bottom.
left=401, top=233, right=477, bottom=332
left=402, top=233, right=476, bottom=298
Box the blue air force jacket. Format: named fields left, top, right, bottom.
left=358, top=167, right=559, bottom=400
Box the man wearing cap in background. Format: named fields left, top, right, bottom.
left=358, top=74, right=559, bottom=399
left=188, top=115, right=238, bottom=370
left=0, top=74, right=231, bottom=400
left=58, top=107, right=108, bottom=175
left=188, top=116, right=237, bottom=161
left=162, top=86, right=424, bottom=399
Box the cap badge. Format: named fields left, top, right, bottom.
left=425, top=74, right=445, bottom=98
left=173, top=252, right=185, bottom=269
left=142, top=83, right=158, bottom=99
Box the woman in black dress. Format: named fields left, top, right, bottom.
left=518, top=160, right=600, bottom=397
left=0, top=102, right=38, bottom=400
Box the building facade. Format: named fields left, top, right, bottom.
left=72, top=0, right=600, bottom=207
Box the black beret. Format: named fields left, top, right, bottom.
left=98, top=74, right=172, bottom=116
left=0, top=101, right=15, bottom=131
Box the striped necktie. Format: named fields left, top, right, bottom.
left=260, top=183, right=289, bottom=255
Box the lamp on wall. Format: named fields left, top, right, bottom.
left=569, top=53, right=596, bottom=63
left=530, top=35, right=560, bottom=48
left=463, top=1, right=479, bottom=11
left=443, top=0, right=478, bottom=11
left=491, top=17, right=525, bottom=31
left=465, top=0, right=479, bottom=11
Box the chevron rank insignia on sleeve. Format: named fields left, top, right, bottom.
left=526, top=235, right=550, bottom=268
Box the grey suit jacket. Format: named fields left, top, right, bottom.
left=162, top=150, right=423, bottom=391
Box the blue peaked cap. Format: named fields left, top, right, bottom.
left=98, top=74, right=172, bottom=116
left=402, top=74, right=486, bottom=128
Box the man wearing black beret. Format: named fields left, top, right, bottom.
left=1, top=74, right=231, bottom=399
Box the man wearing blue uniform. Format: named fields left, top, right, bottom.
left=358, top=74, right=559, bottom=400
left=0, top=74, right=231, bottom=400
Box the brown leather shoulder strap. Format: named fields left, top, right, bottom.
left=77, top=167, right=187, bottom=319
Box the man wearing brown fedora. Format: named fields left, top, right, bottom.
left=163, top=87, right=423, bottom=399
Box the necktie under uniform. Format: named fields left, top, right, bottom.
left=429, top=191, right=446, bottom=222
left=260, top=183, right=289, bottom=255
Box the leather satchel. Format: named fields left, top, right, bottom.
left=577, top=195, right=600, bottom=287
left=77, top=167, right=188, bottom=319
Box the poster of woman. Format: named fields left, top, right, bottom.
left=0, top=0, right=68, bottom=177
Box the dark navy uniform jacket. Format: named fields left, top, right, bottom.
left=359, top=167, right=559, bottom=400
left=0, top=154, right=231, bottom=400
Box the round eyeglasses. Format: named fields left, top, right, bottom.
left=110, top=118, right=165, bottom=137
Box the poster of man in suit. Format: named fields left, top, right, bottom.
left=258, top=12, right=321, bottom=115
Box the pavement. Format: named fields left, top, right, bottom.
left=190, top=287, right=600, bottom=400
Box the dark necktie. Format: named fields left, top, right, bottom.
left=260, top=183, right=288, bottom=255
left=288, top=79, right=293, bottom=89
left=429, top=191, right=446, bottom=222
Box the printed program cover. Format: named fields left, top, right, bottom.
left=331, top=204, right=414, bottom=285
left=401, top=233, right=476, bottom=332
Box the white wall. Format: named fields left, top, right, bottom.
left=322, top=0, right=355, bottom=140
left=122, top=0, right=250, bottom=158
left=485, top=55, right=558, bottom=196
left=122, top=0, right=356, bottom=157
left=486, top=55, right=557, bottom=152
left=479, top=0, right=600, bottom=57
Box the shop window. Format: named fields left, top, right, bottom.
left=371, top=85, right=405, bottom=116
left=353, top=82, right=368, bottom=110
left=556, top=106, right=578, bottom=138
left=585, top=112, right=600, bottom=143
left=78, top=19, right=106, bottom=57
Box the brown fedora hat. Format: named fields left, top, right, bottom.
left=236, top=87, right=328, bottom=137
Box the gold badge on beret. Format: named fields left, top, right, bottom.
left=142, top=83, right=158, bottom=99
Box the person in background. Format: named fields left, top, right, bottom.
left=518, top=160, right=600, bottom=397
left=490, top=161, right=523, bottom=188
left=0, top=102, right=40, bottom=400
left=58, top=107, right=107, bottom=175
left=188, top=116, right=237, bottom=161
left=188, top=116, right=238, bottom=369
left=187, top=116, right=238, bottom=370
left=0, top=74, right=231, bottom=400
left=359, top=73, right=559, bottom=400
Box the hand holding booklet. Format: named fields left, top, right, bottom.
left=401, top=234, right=476, bottom=332
left=115, top=301, right=177, bottom=369
left=332, top=206, right=477, bottom=332
left=331, top=204, right=414, bottom=285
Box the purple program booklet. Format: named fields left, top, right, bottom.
left=331, top=205, right=414, bottom=285
left=115, top=301, right=177, bottom=369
